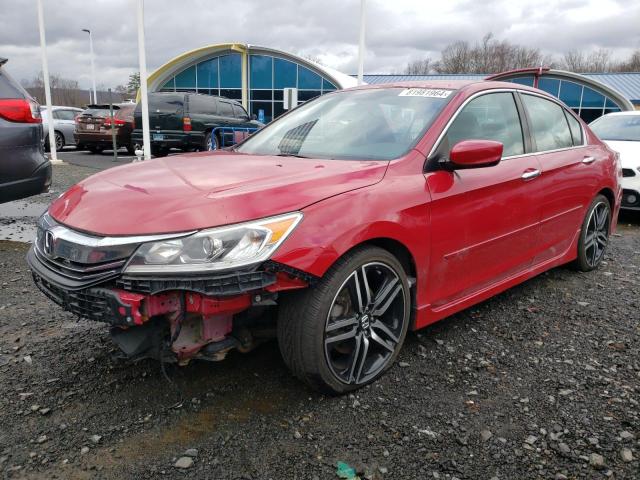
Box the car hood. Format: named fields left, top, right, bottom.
left=49, top=151, right=389, bottom=236
left=602, top=140, right=640, bottom=169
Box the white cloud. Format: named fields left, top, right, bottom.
left=1, top=0, right=638, bottom=89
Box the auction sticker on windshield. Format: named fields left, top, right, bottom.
left=399, top=88, right=452, bottom=98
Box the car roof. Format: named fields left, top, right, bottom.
left=149, top=91, right=242, bottom=105
left=347, top=79, right=551, bottom=97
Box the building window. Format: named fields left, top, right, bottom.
left=559, top=81, right=583, bottom=109
left=174, top=65, right=196, bottom=89
left=220, top=54, right=242, bottom=88
left=250, top=55, right=273, bottom=89
left=274, top=58, right=297, bottom=89
left=298, top=66, right=322, bottom=89
left=197, top=58, right=219, bottom=89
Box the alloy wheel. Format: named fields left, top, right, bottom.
left=55, top=132, right=64, bottom=150
left=207, top=134, right=218, bottom=151
left=324, top=262, right=406, bottom=385
left=584, top=201, right=610, bottom=268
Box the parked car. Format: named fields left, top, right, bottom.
left=131, top=92, right=263, bottom=157
left=28, top=81, right=620, bottom=394
left=589, top=111, right=640, bottom=210
left=41, top=106, right=83, bottom=151
left=74, top=103, right=135, bottom=154
left=0, top=57, right=50, bottom=204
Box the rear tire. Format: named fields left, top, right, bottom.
left=44, top=132, right=64, bottom=152
left=574, top=194, right=611, bottom=271
left=277, top=246, right=410, bottom=394
left=126, top=144, right=135, bottom=155
left=151, top=146, right=169, bottom=157
left=204, top=131, right=219, bottom=151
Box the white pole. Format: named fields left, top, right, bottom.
left=36, top=0, right=60, bottom=164
left=138, top=0, right=151, bottom=160
left=136, top=0, right=151, bottom=160
left=357, top=0, right=366, bottom=85
left=89, top=31, right=97, bottom=103
left=82, top=29, right=97, bottom=103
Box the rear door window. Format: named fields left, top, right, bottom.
left=218, top=101, right=234, bottom=117
left=521, top=94, right=573, bottom=151
left=189, top=95, right=217, bottom=115
left=442, top=92, right=524, bottom=157
left=56, top=110, right=77, bottom=120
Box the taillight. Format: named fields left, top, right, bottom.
left=104, top=117, right=126, bottom=127
left=0, top=98, right=42, bottom=123
left=183, top=116, right=192, bottom=132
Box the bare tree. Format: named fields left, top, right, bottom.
left=617, top=49, right=640, bottom=72
left=431, top=33, right=546, bottom=74
left=562, top=48, right=613, bottom=72
left=404, top=58, right=433, bottom=74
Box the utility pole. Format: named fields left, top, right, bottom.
left=82, top=29, right=97, bottom=103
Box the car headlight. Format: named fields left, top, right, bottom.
left=124, top=212, right=302, bottom=274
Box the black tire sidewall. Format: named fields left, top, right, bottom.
left=576, top=194, right=611, bottom=271
left=289, top=247, right=411, bottom=394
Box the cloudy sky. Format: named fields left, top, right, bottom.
left=1, top=0, right=639, bottom=89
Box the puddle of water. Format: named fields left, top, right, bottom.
left=0, top=218, right=37, bottom=242
left=0, top=200, right=48, bottom=218
left=0, top=201, right=47, bottom=242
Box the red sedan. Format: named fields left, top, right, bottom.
left=28, top=81, right=621, bottom=394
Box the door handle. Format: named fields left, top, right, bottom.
left=521, top=169, right=541, bottom=181
left=582, top=156, right=596, bottom=164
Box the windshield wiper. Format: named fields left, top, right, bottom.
left=276, top=153, right=310, bottom=158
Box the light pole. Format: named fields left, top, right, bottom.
left=135, top=0, right=151, bottom=160
left=357, top=0, right=366, bottom=85
left=81, top=28, right=97, bottom=104
left=36, top=0, right=60, bottom=164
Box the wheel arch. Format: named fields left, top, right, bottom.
left=597, top=187, right=615, bottom=210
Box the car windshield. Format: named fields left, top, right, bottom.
left=236, top=87, right=454, bottom=160
left=590, top=115, right=640, bottom=142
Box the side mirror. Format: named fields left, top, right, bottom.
left=449, top=140, right=503, bottom=169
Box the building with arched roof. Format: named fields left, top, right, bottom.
left=146, top=43, right=357, bottom=123
left=146, top=44, right=640, bottom=124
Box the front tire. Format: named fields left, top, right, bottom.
left=45, top=132, right=64, bottom=152
left=574, top=194, right=611, bottom=271
left=277, top=246, right=411, bottom=394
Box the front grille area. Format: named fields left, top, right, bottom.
left=33, top=246, right=125, bottom=288
left=622, top=168, right=636, bottom=178
left=32, top=272, right=131, bottom=325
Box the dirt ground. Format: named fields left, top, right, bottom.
left=0, top=162, right=638, bottom=479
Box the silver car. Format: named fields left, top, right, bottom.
left=41, top=106, right=83, bottom=151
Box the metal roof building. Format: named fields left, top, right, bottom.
left=361, top=71, right=640, bottom=122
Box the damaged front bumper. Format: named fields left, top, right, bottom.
left=27, top=233, right=313, bottom=363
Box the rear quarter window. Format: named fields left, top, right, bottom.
left=232, top=104, right=248, bottom=119
left=564, top=110, right=583, bottom=145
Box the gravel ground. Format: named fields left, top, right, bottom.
left=0, top=161, right=639, bottom=479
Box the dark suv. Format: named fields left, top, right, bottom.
left=0, top=58, right=51, bottom=204
left=74, top=104, right=136, bottom=154
left=132, top=93, right=263, bottom=157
